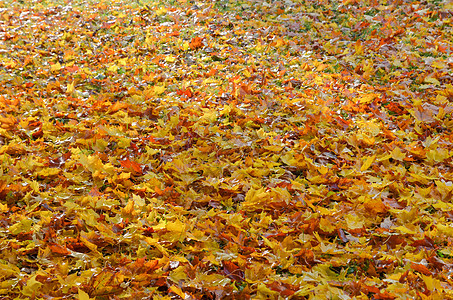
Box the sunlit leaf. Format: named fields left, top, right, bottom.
left=2, top=0, right=452, bottom=298
left=78, top=289, right=91, bottom=300
left=360, top=155, right=375, bottom=171
left=22, top=275, right=43, bottom=297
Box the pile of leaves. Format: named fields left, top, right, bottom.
left=1, top=0, right=453, bottom=298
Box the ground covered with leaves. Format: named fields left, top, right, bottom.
left=1, top=0, right=453, bottom=298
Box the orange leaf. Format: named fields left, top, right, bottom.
left=364, top=198, right=388, bottom=215
left=189, top=36, right=203, bottom=50
left=49, top=243, right=70, bottom=256
left=120, top=158, right=143, bottom=175
left=411, top=263, right=432, bottom=276
left=109, top=102, right=129, bottom=113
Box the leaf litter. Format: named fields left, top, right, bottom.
left=1, top=0, right=453, bottom=298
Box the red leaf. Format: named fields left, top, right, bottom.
left=222, top=261, right=244, bottom=282
left=410, top=235, right=435, bottom=250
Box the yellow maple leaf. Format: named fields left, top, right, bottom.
left=263, top=145, right=283, bottom=152
left=319, top=217, right=336, bottom=233
left=122, top=200, right=135, bottom=215
left=22, top=275, right=43, bottom=297
left=169, top=285, right=186, bottom=298
left=66, top=81, right=75, bottom=94
left=108, top=64, right=118, bottom=72
left=393, top=225, right=417, bottom=235
left=255, top=41, right=264, bottom=52
left=154, top=85, right=166, bottom=95
left=242, top=187, right=267, bottom=208
left=435, top=180, right=453, bottom=197
left=78, top=289, right=91, bottom=300
left=357, top=93, right=377, bottom=104
left=165, top=55, right=176, bottom=63
left=424, top=77, right=440, bottom=85
left=156, top=7, right=167, bottom=16
left=117, top=58, right=127, bottom=66
left=364, top=198, right=388, bottom=215
left=431, top=59, right=447, bottom=69
left=345, top=213, right=364, bottom=230
left=118, top=172, right=131, bottom=180
left=36, top=168, right=61, bottom=177
left=0, top=203, right=7, bottom=212
left=361, top=154, right=376, bottom=171
left=50, top=62, right=62, bottom=72
left=79, top=235, right=97, bottom=252
left=257, top=283, right=279, bottom=297
left=354, top=40, right=364, bottom=55
left=9, top=219, right=33, bottom=235
left=391, top=147, right=405, bottom=161
left=426, top=148, right=450, bottom=163
left=357, top=120, right=380, bottom=136
left=421, top=274, right=443, bottom=292
left=166, top=219, right=185, bottom=234
left=437, top=224, right=453, bottom=237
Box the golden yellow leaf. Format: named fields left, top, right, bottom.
left=263, top=145, right=283, bottom=152
left=109, top=101, right=129, bottom=113
left=78, top=289, right=91, bottom=300
left=66, top=81, right=75, bottom=94
left=361, top=154, right=375, bottom=171
left=424, top=77, right=440, bottom=85
left=319, top=217, right=336, bottom=233
left=156, top=7, right=167, bottom=15
left=118, top=58, right=127, bottom=66
left=9, top=219, right=33, bottom=235
left=354, top=40, right=363, bottom=55
left=108, top=64, right=118, bottom=72
left=118, top=172, right=131, bottom=180
left=357, top=120, right=380, bottom=136
left=257, top=283, right=279, bottom=297
left=165, top=55, right=176, bottom=63
left=421, top=274, right=443, bottom=292
left=356, top=93, right=377, bottom=104
left=117, top=137, right=131, bottom=148
left=154, top=85, right=166, bottom=95
left=255, top=41, right=264, bottom=52
left=391, top=147, right=405, bottom=161
left=36, top=168, right=61, bottom=177
left=166, top=219, right=185, bottom=234
left=432, top=59, right=447, bottom=69
left=426, top=148, right=450, bottom=163
left=435, top=180, right=453, bottom=197
left=50, top=62, right=62, bottom=72
left=22, top=275, right=43, bottom=297
left=437, top=224, right=453, bottom=237
left=79, top=235, right=97, bottom=252
left=122, top=200, right=134, bottom=215
left=393, top=226, right=417, bottom=235
left=345, top=213, right=364, bottom=230
left=364, top=197, right=388, bottom=215
left=169, top=285, right=186, bottom=298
